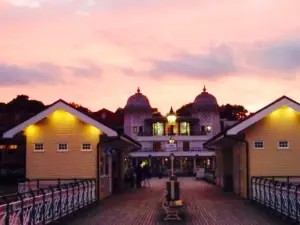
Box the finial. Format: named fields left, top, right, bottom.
left=137, top=87, right=140, bottom=93
left=203, top=85, right=207, bottom=92
left=170, top=106, right=174, bottom=114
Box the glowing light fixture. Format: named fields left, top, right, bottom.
left=0, top=145, right=5, bottom=150
left=25, top=125, right=38, bottom=136
left=8, top=145, right=17, bottom=150
left=167, top=107, right=177, bottom=124
left=168, top=137, right=175, bottom=144
left=205, top=125, right=212, bottom=132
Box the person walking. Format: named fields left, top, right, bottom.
left=143, top=165, right=151, bottom=187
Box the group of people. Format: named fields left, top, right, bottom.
left=125, top=163, right=151, bottom=189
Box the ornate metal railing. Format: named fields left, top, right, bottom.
left=137, top=147, right=206, bottom=152
left=251, top=176, right=300, bottom=223
left=137, top=131, right=209, bottom=136
left=0, top=179, right=96, bottom=225
left=204, top=169, right=215, bottom=184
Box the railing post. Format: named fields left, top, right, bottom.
left=37, top=179, right=40, bottom=190
left=17, top=192, right=24, bottom=225
left=49, top=186, right=55, bottom=222
left=64, top=184, right=69, bottom=215
left=57, top=184, right=62, bottom=219
left=29, top=190, right=36, bottom=225
left=71, top=183, right=75, bottom=212
left=263, top=178, right=267, bottom=205
left=2, top=196, right=10, bottom=225
left=40, top=188, right=46, bottom=225
left=296, top=185, right=299, bottom=223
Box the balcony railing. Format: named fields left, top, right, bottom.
left=137, top=131, right=209, bottom=136
left=251, top=176, right=300, bottom=223
left=0, top=178, right=96, bottom=225
left=136, top=147, right=206, bottom=152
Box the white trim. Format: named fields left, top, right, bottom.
left=227, top=97, right=300, bottom=135
left=2, top=101, right=118, bottom=138
left=81, top=143, right=92, bottom=151
left=277, top=140, right=289, bottom=150
left=57, top=143, right=68, bottom=152
left=33, top=143, right=45, bottom=152
left=253, top=141, right=264, bottom=149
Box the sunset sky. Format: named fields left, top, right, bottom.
left=1, top=1, right=300, bottom=114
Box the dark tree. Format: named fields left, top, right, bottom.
left=5, top=95, right=45, bottom=114
left=176, top=103, right=193, bottom=116
left=69, top=102, right=91, bottom=114
left=219, top=104, right=248, bottom=121
left=175, top=103, right=249, bottom=121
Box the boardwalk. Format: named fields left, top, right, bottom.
left=61, top=178, right=285, bottom=225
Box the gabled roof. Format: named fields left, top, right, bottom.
left=204, top=96, right=300, bottom=146
left=2, top=99, right=118, bottom=138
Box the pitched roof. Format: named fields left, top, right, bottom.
left=2, top=99, right=119, bottom=138
left=204, top=96, right=300, bottom=146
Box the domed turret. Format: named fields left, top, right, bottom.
left=192, top=86, right=218, bottom=111
left=124, top=87, right=152, bottom=112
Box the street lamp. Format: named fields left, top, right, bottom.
left=167, top=107, right=177, bottom=124
left=170, top=153, right=175, bottom=177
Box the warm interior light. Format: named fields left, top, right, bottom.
left=167, top=114, right=176, bottom=124
left=87, top=125, right=101, bottom=135
left=25, top=125, right=39, bottom=137
left=0, top=145, right=5, bottom=149
left=8, top=145, right=17, bottom=150
left=50, top=109, right=76, bottom=123
left=269, top=106, right=298, bottom=119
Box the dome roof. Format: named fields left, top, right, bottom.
left=124, top=87, right=152, bottom=112
left=192, top=86, right=218, bottom=111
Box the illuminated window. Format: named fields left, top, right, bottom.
left=57, top=143, right=68, bottom=151
left=253, top=141, right=264, bottom=149
left=0, top=145, right=5, bottom=149
left=34, top=143, right=44, bottom=152
left=132, top=126, right=137, bottom=133
left=278, top=140, right=289, bottom=149
left=153, top=122, right=164, bottom=136
left=8, top=145, right=17, bottom=150
left=82, top=143, right=92, bottom=151
left=180, top=122, right=190, bottom=135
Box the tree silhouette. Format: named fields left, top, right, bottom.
left=69, top=102, right=91, bottom=114
left=176, top=103, right=249, bottom=120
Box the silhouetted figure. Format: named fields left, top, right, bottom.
left=143, top=165, right=151, bottom=187
left=135, top=164, right=142, bottom=188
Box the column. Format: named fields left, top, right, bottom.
left=193, top=157, right=196, bottom=174
left=108, top=154, right=113, bottom=195
left=103, top=153, right=106, bottom=175
left=180, top=157, right=183, bottom=173
left=119, top=151, right=125, bottom=191
left=148, top=157, right=152, bottom=172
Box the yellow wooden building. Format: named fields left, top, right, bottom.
left=2, top=99, right=140, bottom=199
left=204, top=96, right=300, bottom=199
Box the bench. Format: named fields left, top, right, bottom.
left=162, top=190, right=183, bottom=221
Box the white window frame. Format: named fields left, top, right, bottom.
left=57, top=143, right=68, bottom=152
left=81, top=143, right=92, bottom=151
left=33, top=143, right=44, bottom=152
left=253, top=141, right=264, bottom=149
left=277, top=140, right=289, bottom=150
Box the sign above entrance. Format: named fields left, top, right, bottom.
left=165, top=143, right=177, bottom=152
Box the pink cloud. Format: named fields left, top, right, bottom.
left=1, top=0, right=300, bottom=114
